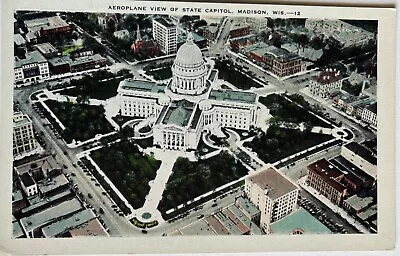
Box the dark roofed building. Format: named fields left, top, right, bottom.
left=341, top=142, right=377, bottom=178
left=307, top=159, right=346, bottom=205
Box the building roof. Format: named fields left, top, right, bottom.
left=248, top=167, right=298, bottom=200
left=307, top=158, right=346, bottom=192
left=42, top=209, right=97, bottom=237
left=209, top=89, right=257, bottom=104
left=162, top=100, right=195, bottom=127
left=113, top=29, right=130, bottom=38
left=205, top=215, right=230, bottom=235
left=34, top=43, right=58, bottom=54
left=13, top=112, right=32, bottom=127
left=37, top=173, right=69, bottom=195
left=366, top=102, right=377, bottom=114
left=264, top=47, right=299, bottom=61
left=67, top=218, right=109, bottom=237
left=228, top=205, right=263, bottom=235
left=357, top=204, right=377, bottom=221
left=119, top=79, right=166, bottom=94
left=214, top=211, right=242, bottom=235
left=344, top=194, right=374, bottom=212
left=24, top=16, right=69, bottom=33
left=21, top=190, right=73, bottom=215
left=14, top=33, right=27, bottom=46
left=331, top=156, right=375, bottom=182
left=235, top=196, right=261, bottom=217
left=343, top=142, right=377, bottom=165
left=270, top=208, right=332, bottom=234
left=65, top=54, right=106, bottom=66
left=314, top=69, right=342, bottom=84
left=20, top=198, right=82, bottom=233
left=154, top=17, right=175, bottom=28
left=222, top=208, right=250, bottom=234
left=14, top=154, right=60, bottom=176
left=13, top=221, right=25, bottom=238
left=20, top=173, right=35, bottom=187
left=48, top=57, right=69, bottom=67
left=230, top=23, right=250, bottom=31
left=177, top=32, right=206, bottom=44
left=12, top=190, right=24, bottom=203
left=15, top=50, right=47, bottom=68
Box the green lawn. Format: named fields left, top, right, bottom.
left=59, top=70, right=132, bottom=100
left=44, top=100, right=114, bottom=143
left=91, top=139, right=161, bottom=209
left=243, top=125, right=333, bottom=164
left=215, top=59, right=263, bottom=90
left=62, top=44, right=83, bottom=56
left=158, top=151, right=248, bottom=213
left=260, top=93, right=332, bottom=128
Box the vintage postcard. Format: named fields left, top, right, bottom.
left=0, top=0, right=396, bottom=254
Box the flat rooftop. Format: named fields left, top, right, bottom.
left=162, top=99, right=195, bottom=127
left=270, top=208, right=331, bottom=235
left=15, top=50, right=47, bottom=68
left=67, top=218, right=109, bottom=237
left=22, top=190, right=73, bottom=215
left=154, top=17, right=175, bottom=28
left=37, top=174, right=69, bottom=195
left=235, top=196, right=260, bottom=217
left=12, top=190, right=24, bottom=203
left=34, top=43, right=58, bottom=54
left=14, top=154, right=60, bottom=176
left=24, top=16, right=69, bottom=33
left=20, top=198, right=82, bottom=233
left=205, top=215, right=230, bottom=235
left=248, top=167, right=298, bottom=200
left=314, top=69, right=342, bottom=84
left=331, top=156, right=375, bottom=182
left=228, top=205, right=263, bottom=235
left=20, top=173, right=35, bottom=187
left=13, top=221, right=25, bottom=238
left=357, top=204, right=377, bottom=221
left=344, top=194, right=374, bottom=212
left=214, top=211, right=242, bottom=235
left=307, top=158, right=346, bottom=192
left=179, top=219, right=216, bottom=236
left=65, top=54, right=106, bottom=66
left=119, top=79, right=166, bottom=94
left=366, top=102, right=377, bottom=114
left=42, top=209, right=96, bottom=237
left=343, top=142, right=377, bottom=166
left=209, top=89, right=257, bottom=104
left=14, top=33, right=27, bottom=46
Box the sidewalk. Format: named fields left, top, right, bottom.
left=298, top=176, right=370, bottom=234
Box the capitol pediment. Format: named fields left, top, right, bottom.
left=163, top=124, right=185, bottom=132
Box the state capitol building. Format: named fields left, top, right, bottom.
left=117, top=33, right=265, bottom=151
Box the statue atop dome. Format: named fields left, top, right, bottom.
left=186, top=31, right=194, bottom=44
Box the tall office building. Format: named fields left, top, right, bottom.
left=244, top=167, right=299, bottom=231
left=13, top=111, right=37, bottom=156
left=152, top=17, right=177, bottom=55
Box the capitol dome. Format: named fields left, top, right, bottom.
left=174, top=33, right=204, bottom=67
left=170, top=32, right=208, bottom=96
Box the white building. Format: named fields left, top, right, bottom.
left=309, top=69, right=343, bottom=98
left=14, top=50, right=49, bottom=87
left=361, top=102, right=377, bottom=128
left=117, top=32, right=263, bottom=151
left=341, top=142, right=377, bottom=179
left=113, top=29, right=130, bottom=40
left=13, top=112, right=37, bottom=156
left=20, top=173, right=38, bottom=197
left=152, top=17, right=177, bottom=55
left=244, top=167, right=299, bottom=232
